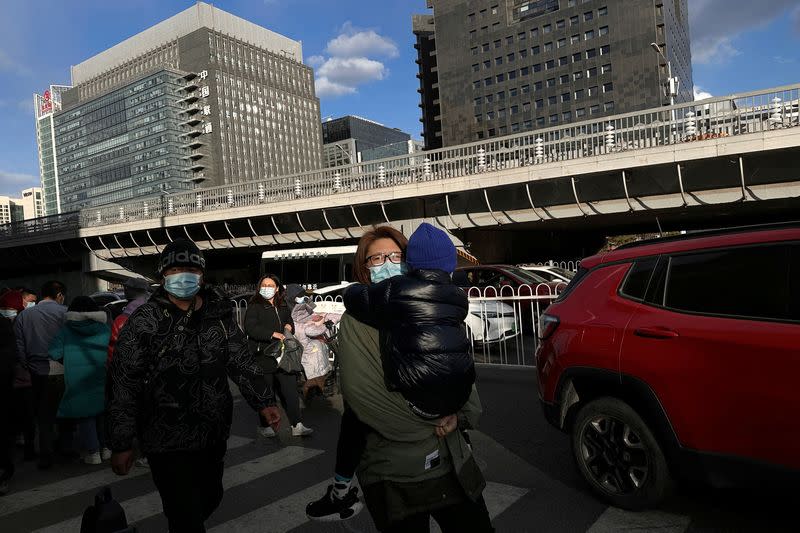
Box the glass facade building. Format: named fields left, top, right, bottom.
left=49, top=2, right=322, bottom=211
left=414, top=0, right=693, bottom=147
left=34, top=85, right=71, bottom=215
left=54, top=71, right=194, bottom=212
left=321, top=116, right=411, bottom=168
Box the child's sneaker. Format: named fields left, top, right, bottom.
left=101, top=448, right=113, bottom=461
left=306, top=485, right=363, bottom=521
left=134, top=457, right=149, bottom=468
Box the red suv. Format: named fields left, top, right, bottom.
left=536, top=224, right=799, bottom=509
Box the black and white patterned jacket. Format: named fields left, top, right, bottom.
left=107, top=287, right=274, bottom=454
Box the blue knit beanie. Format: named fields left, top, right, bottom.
left=407, top=223, right=457, bottom=273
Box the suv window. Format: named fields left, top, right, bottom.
left=664, top=244, right=794, bottom=321
left=619, top=258, right=658, bottom=301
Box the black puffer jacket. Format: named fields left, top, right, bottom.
left=344, top=269, right=474, bottom=419
left=107, top=288, right=275, bottom=454
left=243, top=297, right=294, bottom=374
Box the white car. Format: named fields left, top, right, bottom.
left=519, top=265, right=576, bottom=284
left=466, top=300, right=519, bottom=343
left=309, top=281, right=517, bottom=343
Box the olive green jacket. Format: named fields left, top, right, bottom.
left=338, top=313, right=485, bottom=498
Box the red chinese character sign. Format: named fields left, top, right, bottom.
left=40, top=90, right=53, bottom=115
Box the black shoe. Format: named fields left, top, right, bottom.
left=37, top=455, right=54, bottom=470
left=306, top=485, right=363, bottom=522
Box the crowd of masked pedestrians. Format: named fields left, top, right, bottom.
left=0, top=278, right=152, bottom=494
left=0, top=223, right=495, bottom=533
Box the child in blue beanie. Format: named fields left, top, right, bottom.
left=306, top=223, right=476, bottom=522
left=344, top=222, right=475, bottom=419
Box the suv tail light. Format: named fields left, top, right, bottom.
left=538, top=313, right=560, bottom=340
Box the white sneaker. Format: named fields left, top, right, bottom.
left=101, top=448, right=112, bottom=461
left=135, top=457, right=149, bottom=468
left=83, top=452, right=102, bottom=465
left=258, top=426, right=277, bottom=438
left=292, top=423, right=314, bottom=437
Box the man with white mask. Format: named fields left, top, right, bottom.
left=107, top=239, right=281, bottom=532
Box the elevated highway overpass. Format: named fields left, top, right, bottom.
left=2, top=84, right=799, bottom=289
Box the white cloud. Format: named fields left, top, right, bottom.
left=0, top=170, right=39, bottom=196
left=316, top=57, right=387, bottom=86
left=693, top=86, right=713, bottom=101
left=310, top=22, right=396, bottom=99
left=691, top=37, right=740, bottom=65
left=689, top=0, right=797, bottom=64
left=315, top=78, right=357, bottom=98
left=306, top=55, right=326, bottom=68
left=325, top=22, right=398, bottom=58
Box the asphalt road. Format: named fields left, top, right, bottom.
left=0, top=365, right=795, bottom=532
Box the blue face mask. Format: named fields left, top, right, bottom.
left=164, top=272, right=202, bottom=300
left=369, top=261, right=408, bottom=284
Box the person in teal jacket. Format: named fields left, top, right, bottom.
left=49, top=296, right=111, bottom=465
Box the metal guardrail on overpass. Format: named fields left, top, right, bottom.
left=1, top=83, right=798, bottom=242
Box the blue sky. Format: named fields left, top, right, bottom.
left=0, top=0, right=798, bottom=196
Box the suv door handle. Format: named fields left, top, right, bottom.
left=634, top=327, right=679, bottom=339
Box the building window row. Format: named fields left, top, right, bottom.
left=472, top=54, right=612, bottom=91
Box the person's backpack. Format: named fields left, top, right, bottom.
left=80, top=486, right=134, bottom=533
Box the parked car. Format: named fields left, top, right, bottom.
left=465, top=299, right=518, bottom=343
left=519, top=265, right=576, bottom=284
left=88, top=291, right=124, bottom=307
left=536, top=223, right=800, bottom=510
left=454, top=265, right=562, bottom=332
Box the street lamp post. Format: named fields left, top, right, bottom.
left=650, top=42, right=678, bottom=107
left=650, top=42, right=680, bottom=141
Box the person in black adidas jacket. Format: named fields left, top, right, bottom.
left=107, top=239, right=280, bottom=532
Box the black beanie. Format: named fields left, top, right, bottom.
left=158, top=239, right=206, bottom=274
left=68, top=296, right=100, bottom=313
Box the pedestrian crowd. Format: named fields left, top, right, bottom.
left=0, top=223, right=494, bottom=533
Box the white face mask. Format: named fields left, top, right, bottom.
left=25, top=301, right=35, bottom=309
left=295, top=296, right=310, bottom=304
left=260, top=287, right=276, bottom=300
left=0, top=309, right=17, bottom=319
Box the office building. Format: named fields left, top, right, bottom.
left=19, top=187, right=45, bottom=219
left=34, top=85, right=71, bottom=215
left=0, top=187, right=45, bottom=224
left=322, top=115, right=412, bottom=167
left=51, top=2, right=322, bottom=212
left=362, top=139, right=425, bottom=162
left=413, top=0, right=693, bottom=147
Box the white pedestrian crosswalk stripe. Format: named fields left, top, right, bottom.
left=32, top=445, right=324, bottom=533
left=0, top=435, right=252, bottom=518
left=2, top=427, right=692, bottom=533
left=586, top=506, right=691, bottom=533
left=212, top=480, right=530, bottom=532
left=208, top=479, right=331, bottom=532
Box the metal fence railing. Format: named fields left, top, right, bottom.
left=465, top=283, right=566, bottom=366
left=74, top=84, right=800, bottom=230
left=230, top=283, right=564, bottom=369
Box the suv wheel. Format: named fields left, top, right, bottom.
left=571, top=397, right=673, bottom=510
